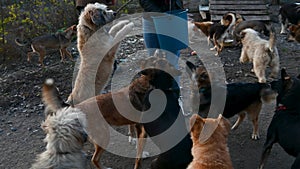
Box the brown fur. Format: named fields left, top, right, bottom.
left=69, top=2, right=133, bottom=104
left=187, top=114, right=233, bottom=169
left=288, top=24, right=300, bottom=43
left=193, top=21, right=214, bottom=45
left=240, top=28, right=280, bottom=83
left=43, top=75, right=151, bottom=169
left=15, top=25, right=76, bottom=67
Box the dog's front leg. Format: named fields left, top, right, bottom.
left=239, top=49, right=248, bottom=63
left=134, top=124, right=149, bottom=169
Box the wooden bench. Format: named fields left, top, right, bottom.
left=209, top=0, right=271, bottom=22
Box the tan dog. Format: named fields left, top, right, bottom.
left=187, top=114, right=233, bottom=169
left=31, top=79, right=87, bottom=169
left=240, top=28, right=280, bottom=83
left=43, top=74, right=151, bottom=169
left=69, top=2, right=133, bottom=104
left=15, top=25, right=76, bottom=67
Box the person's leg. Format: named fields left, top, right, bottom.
left=142, top=18, right=160, bottom=56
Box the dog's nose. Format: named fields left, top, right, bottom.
left=113, top=12, right=117, bottom=17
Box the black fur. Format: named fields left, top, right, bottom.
left=259, top=69, right=300, bottom=169
left=209, top=22, right=228, bottom=40
left=234, top=20, right=270, bottom=42
left=198, top=82, right=271, bottom=118
left=140, top=68, right=193, bottom=169
left=279, top=3, right=300, bottom=26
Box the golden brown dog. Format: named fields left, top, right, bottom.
left=15, top=25, right=76, bottom=67
left=187, top=114, right=233, bottom=169
left=69, top=2, right=133, bottom=104
left=240, top=28, right=280, bottom=83
left=43, top=74, right=152, bottom=169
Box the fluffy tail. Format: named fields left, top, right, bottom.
left=268, top=26, right=276, bottom=53
left=14, top=38, right=29, bottom=47
left=42, top=78, right=68, bottom=116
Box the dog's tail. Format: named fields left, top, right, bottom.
left=260, top=84, right=277, bottom=103
left=268, top=26, right=276, bottom=53
left=42, top=78, right=68, bottom=116
left=14, top=38, right=29, bottom=47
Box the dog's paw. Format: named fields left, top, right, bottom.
left=142, top=151, right=150, bottom=158
left=210, top=47, right=215, bottom=51
left=251, top=133, right=260, bottom=140
left=128, top=136, right=137, bottom=145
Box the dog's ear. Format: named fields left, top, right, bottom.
left=186, top=61, right=197, bottom=77
left=190, top=114, right=204, bottom=140
left=218, top=114, right=231, bottom=132
left=239, top=31, right=246, bottom=40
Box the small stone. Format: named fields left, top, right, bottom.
left=10, top=127, right=17, bottom=132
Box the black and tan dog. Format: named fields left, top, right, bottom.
left=259, top=69, right=300, bottom=169
left=15, top=25, right=77, bottom=67
left=279, top=3, right=300, bottom=34
left=233, top=20, right=270, bottom=42
left=186, top=61, right=277, bottom=140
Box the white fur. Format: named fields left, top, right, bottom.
left=240, top=28, right=280, bottom=83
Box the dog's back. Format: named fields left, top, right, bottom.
left=234, top=20, right=270, bottom=41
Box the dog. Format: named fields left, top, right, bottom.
left=279, top=3, right=300, bottom=34
left=193, top=21, right=214, bottom=45
left=43, top=73, right=152, bottom=169
left=15, top=25, right=77, bottom=67
left=259, top=69, right=300, bottom=169
left=187, top=114, right=233, bottom=169
left=239, top=28, right=280, bottom=83
left=186, top=61, right=277, bottom=140
left=139, top=68, right=193, bottom=169
left=233, top=20, right=270, bottom=42
left=69, top=2, right=133, bottom=104
left=31, top=79, right=87, bottom=169
left=288, top=24, right=300, bottom=43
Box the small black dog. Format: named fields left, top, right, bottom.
left=139, top=68, right=193, bottom=169
left=259, top=69, right=300, bottom=169
left=186, top=61, right=276, bottom=140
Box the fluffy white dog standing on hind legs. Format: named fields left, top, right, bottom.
left=68, top=2, right=134, bottom=104
left=239, top=28, right=280, bottom=83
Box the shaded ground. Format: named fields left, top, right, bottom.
left=0, top=7, right=300, bottom=169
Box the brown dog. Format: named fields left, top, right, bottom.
left=288, top=24, right=300, bottom=43
left=43, top=73, right=152, bottom=169
left=187, top=114, right=233, bottom=169
left=15, top=25, right=76, bottom=67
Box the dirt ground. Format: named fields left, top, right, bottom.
left=0, top=6, right=300, bottom=169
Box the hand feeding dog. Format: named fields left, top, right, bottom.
left=31, top=79, right=88, bottom=169
left=187, top=114, right=233, bottom=169
left=239, top=28, right=280, bottom=83
left=69, top=2, right=133, bottom=104
left=43, top=74, right=152, bottom=169
left=15, top=25, right=77, bottom=67
left=259, top=69, right=300, bottom=169
left=186, top=61, right=277, bottom=140
left=279, top=3, right=300, bottom=34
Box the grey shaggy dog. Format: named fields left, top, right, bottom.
left=30, top=107, right=87, bottom=169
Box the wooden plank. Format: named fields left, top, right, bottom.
left=210, top=0, right=266, bottom=5
left=210, top=5, right=268, bottom=10
left=211, top=15, right=270, bottom=21
left=210, top=10, right=269, bottom=15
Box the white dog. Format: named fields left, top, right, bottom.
left=239, top=28, right=280, bottom=83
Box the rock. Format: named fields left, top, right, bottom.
left=10, top=127, right=17, bottom=132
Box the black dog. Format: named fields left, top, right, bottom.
left=139, top=68, right=193, bottom=169
left=279, top=3, right=300, bottom=34
left=259, top=69, right=300, bottom=169
left=233, top=20, right=270, bottom=42
left=186, top=61, right=276, bottom=140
